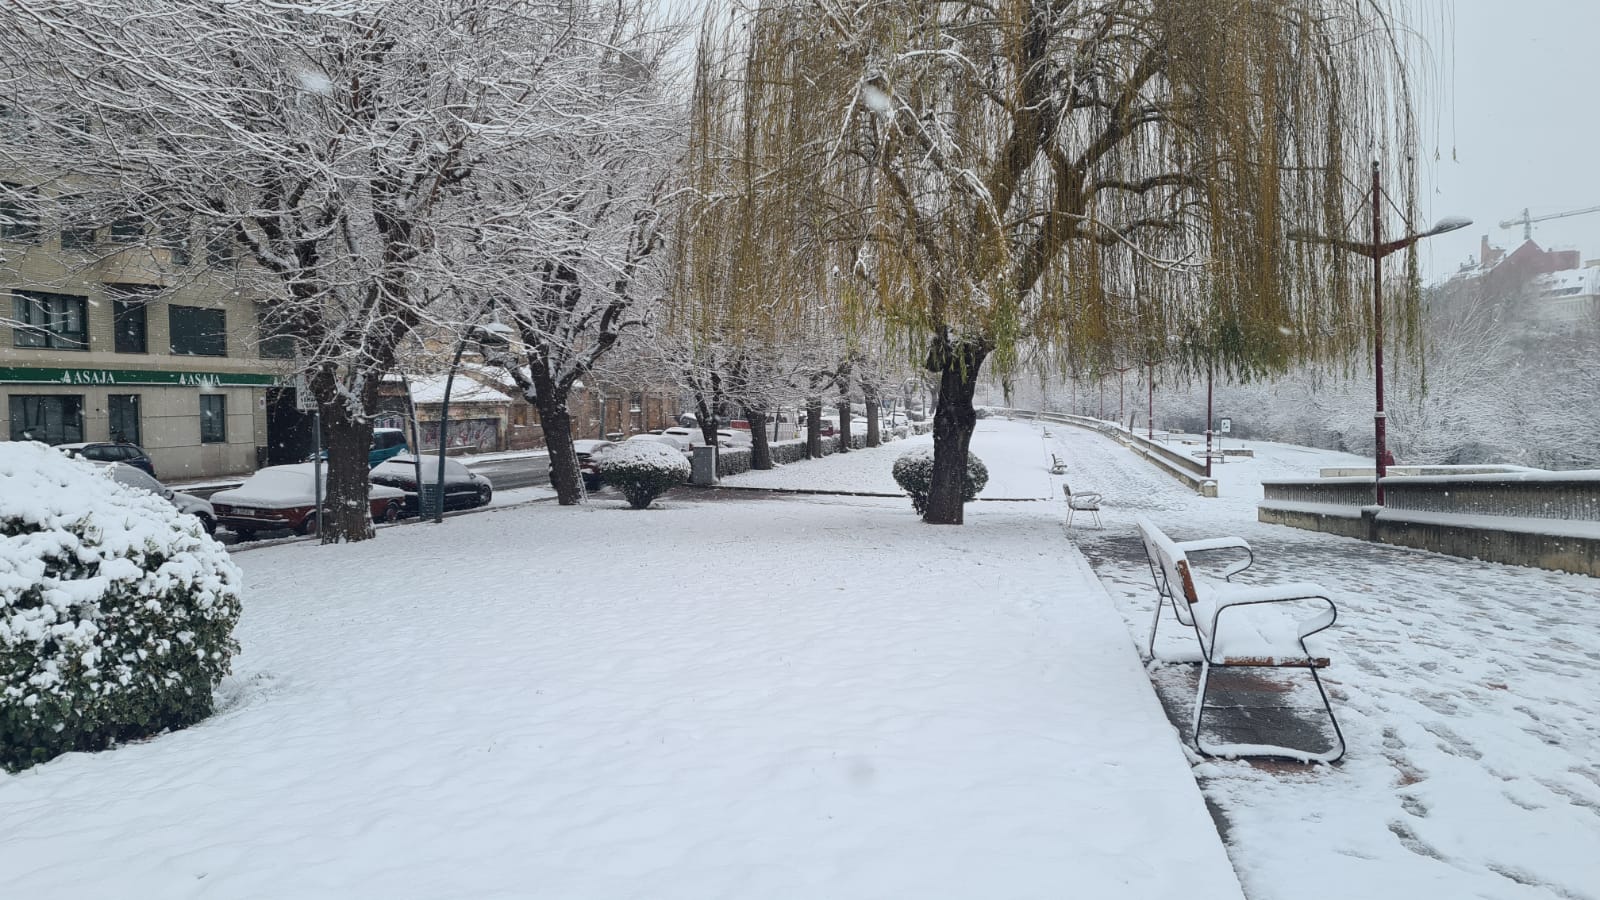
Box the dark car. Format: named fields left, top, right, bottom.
left=369, top=454, right=493, bottom=515
left=58, top=441, right=157, bottom=478
left=572, top=439, right=615, bottom=489
left=307, top=427, right=411, bottom=468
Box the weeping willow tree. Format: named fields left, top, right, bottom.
left=699, top=0, right=1428, bottom=523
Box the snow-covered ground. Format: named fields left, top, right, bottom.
left=1048, top=421, right=1600, bottom=900
left=0, top=420, right=1242, bottom=900
left=8, top=417, right=1595, bottom=899
left=723, top=426, right=1053, bottom=499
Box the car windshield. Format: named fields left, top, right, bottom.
left=105, top=464, right=163, bottom=494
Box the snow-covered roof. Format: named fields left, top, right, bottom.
left=406, top=375, right=513, bottom=405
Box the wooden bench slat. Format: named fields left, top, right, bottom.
left=1220, top=655, right=1331, bottom=668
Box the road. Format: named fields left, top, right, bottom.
left=464, top=452, right=551, bottom=491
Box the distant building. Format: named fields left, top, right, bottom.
left=1, top=182, right=289, bottom=479
left=1449, top=235, right=1597, bottom=331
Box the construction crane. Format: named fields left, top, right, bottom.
left=1498, top=204, right=1600, bottom=241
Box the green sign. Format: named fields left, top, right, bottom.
left=0, top=366, right=281, bottom=388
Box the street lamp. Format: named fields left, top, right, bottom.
left=1289, top=161, right=1470, bottom=504
left=433, top=320, right=514, bottom=523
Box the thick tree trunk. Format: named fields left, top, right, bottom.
left=320, top=411, right=375, bottom=543
left=534, top=389, right=583, bottom=505
left=864, top=385, right=881, bottom=447
left=836, top=400, right=852, bottom=452
left=746, top=407, right=773, bottom=470
left=805, top=397, right=823, bottom=458
left=924, top=335, right=990, bottom=525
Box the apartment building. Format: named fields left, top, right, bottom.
left=0, top=181, right=288, bottom=480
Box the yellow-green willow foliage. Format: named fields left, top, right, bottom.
left=683, top=0, right=1432, bottom=384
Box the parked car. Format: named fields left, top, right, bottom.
left=628, top=432, right=692, bottom=455
left=369, top=454, right=493, bottom=515
left=96, top=462, right=217, bottom=534
left=210, top=464, right=405, bottom=539
left=306, top=427, right=411, bottom=468
left=571, top=439, right=615, bottom=489
left=58, top=441, right=157, bottom=478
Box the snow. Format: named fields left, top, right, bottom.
left=1044, top=419, right=1600, bottom=900
left=594, top=437, right=692, bottom=476
left=8, top=416, right=1597, bottom=898
left=723, top=430, right=1051, bottom=499
left=208, top=465, right=404, bottom=508
left=0, top=421, right=1242, bottom=900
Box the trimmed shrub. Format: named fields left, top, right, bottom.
left=716, top=446, right=753, bottom=478
left=597, top=440, right=690, bottom=509
left=1, top=443, right=243, bottom=771
left=891, top=447, right=990, bottom=516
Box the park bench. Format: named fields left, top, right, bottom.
left=1135, top=516, right=1345, bottom=763
left=1062, top=483, right=1103, bottom=527
left=1050, top=453, right=1069, bottom=475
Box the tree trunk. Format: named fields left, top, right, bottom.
left=836, top=400, right=852, bottom=452
left=864, top=385, right=881, bottom=447
left=924, top=335, right=990, bottom=525
left=320, top=411, right=375, bottom=543
left=746, top=407, right=772, bottom=469
left=695, top=391, right=720, bottom=448
left=521, top=355, right=582, bottom=505
left=805, top=397, right=823, bottom=458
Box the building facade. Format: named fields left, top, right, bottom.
left=1, top=186, right=284, bottom=480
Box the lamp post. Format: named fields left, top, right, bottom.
left=433, top=321, right=514, bottom=523
left=1289, top=162, right=1470, bottom=505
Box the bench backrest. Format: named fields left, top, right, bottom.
left=1134, top=516, right=1199, bottom=606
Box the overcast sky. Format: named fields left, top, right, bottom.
left=1413, top=1, right=1600, bottom=281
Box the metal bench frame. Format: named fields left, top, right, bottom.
left=1135, top=516, right=1346, bottom=763
left=1062, top=483, right=1102, bottom=527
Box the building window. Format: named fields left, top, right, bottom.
left=159, top=217, right=191, bottom=266
left=0, top=182, right=40, bottom=243
left=205, top=227, right=237, bottom=268
left=12, top=290, right=89, bottom=350
left=60, top=224, right=98, bottom=250
left=108, top=215, right=144, bottom=244
left=108, top=394, right=142, bottom=445
left=256, top=306, right=298, bottom=359
left=169, top=305, right=227, bottom=356
left=199, top=394, right=227, bottom=443
left=108, top=284, right=155, bottom=354
left=8, top=395, right=84, bottom=444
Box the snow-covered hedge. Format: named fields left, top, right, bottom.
left=716, top=446, right=753, bottom=478
left=596, top=440, right=691, bottom=509
left=891, top=447, right=990, bottom=516
left=1, top=443, right=243, bottom=771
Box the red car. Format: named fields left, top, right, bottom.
left=210, top=464, right=404, bottom=539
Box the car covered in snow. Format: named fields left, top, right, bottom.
left=96, top=462, right=218, bottom=535
left=210, top=464, right=405, bottom=539
left=368, top=454, right=493, bottom=515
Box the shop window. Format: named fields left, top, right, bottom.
left=199, top=394, right=227, bottom=443
left=8, top=394, right=84, bottom=444
left=108, top=394, right=142, bottom=445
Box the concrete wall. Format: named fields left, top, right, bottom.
left=1260, top=473, right=1600, bottom=578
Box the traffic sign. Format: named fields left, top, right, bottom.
left=1219, top=417, right=1232, bottom=434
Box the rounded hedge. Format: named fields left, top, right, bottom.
left=1, top=443, right=243, bottom=771
left=891, top=447, right=990, bottom=516
left=597, top=440, right=691, bottom=509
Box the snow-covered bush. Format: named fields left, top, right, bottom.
left=597, top=440, right=691, bottom=509
left=717, top=446, right=753, bottom=478
left=891, top=447, right=990, bottom=516
left=1, top=443, right=242, bottom=770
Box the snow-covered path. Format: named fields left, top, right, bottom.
left=1049, top=421, right=1600, bottom=900
left=0, top=419, right=1242, bottom=900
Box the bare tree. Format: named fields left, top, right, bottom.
left=2, top=0, right=598, bottom=541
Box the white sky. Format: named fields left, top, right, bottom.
left=1414, top=0, right=1600, bottom=281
